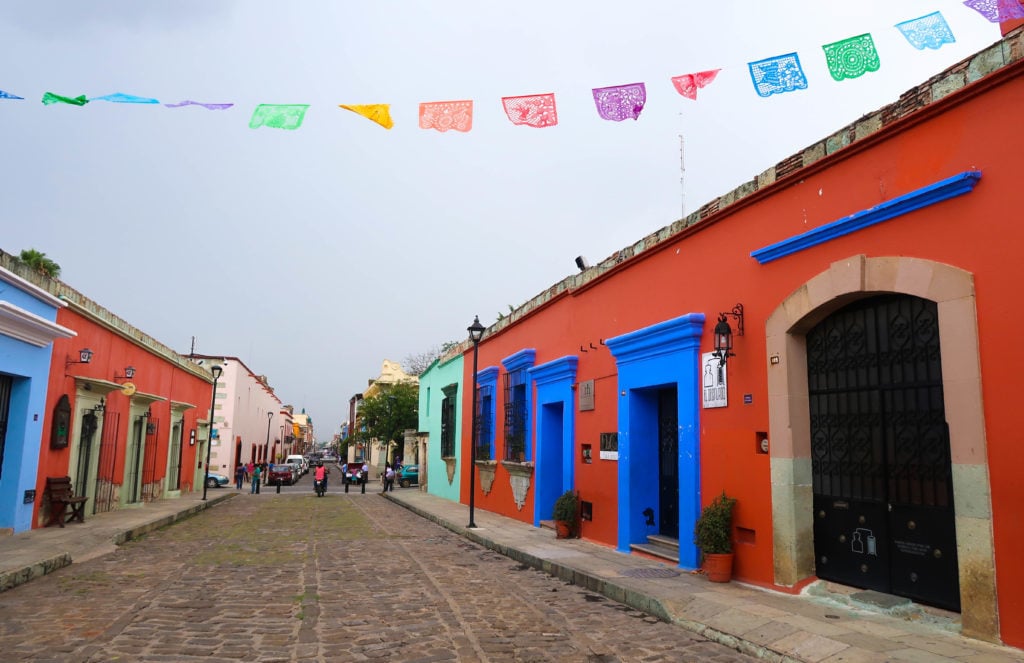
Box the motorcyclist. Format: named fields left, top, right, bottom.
left=314, top=461, right=328, bottom=493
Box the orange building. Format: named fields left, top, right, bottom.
left=2, top=262, right=219, bottom=527
left=454, top=24, right=1024, bottom=648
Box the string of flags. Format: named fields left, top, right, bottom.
left=1, top=6, right=1018, bottom=132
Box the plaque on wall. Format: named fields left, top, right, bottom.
left=50, top=394, right=71, bottom=449
left=578, top=379, right=595, bottom=411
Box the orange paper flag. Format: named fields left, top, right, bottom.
left=418, top=100, right=473, bottom=133
left=339, top=103, right=394, bottom=130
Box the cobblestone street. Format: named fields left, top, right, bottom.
left=0, top=492, right=755, bottom=662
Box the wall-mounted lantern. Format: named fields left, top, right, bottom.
left=114, top=366, right=136, bottom=382
left=712, top=303, right=744, bottom=366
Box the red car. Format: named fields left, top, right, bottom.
left=267, top=464, right=294, bottom=486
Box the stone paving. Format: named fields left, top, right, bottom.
left=0, top=492, right=755, bottom=662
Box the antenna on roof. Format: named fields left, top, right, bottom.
left=679, top=133, right=686, bottom=219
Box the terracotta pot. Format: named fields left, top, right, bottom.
left=702, top=553, right=734, bottom=582
left=555, top=520, right=572, bottom=539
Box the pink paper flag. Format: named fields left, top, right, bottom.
left=670, top=70, right=721, bottom=100
left=501, top=93, right=558, bottom=128
left=419, top=100, right=473, bottom=132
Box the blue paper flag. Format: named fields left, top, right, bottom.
left=896, top=12, right=956, bottom=51
left=92, top=92, right=160, bottom=104
left=0, top=89, right=24, bottom=100
left=748, top=53, right=808, bottom=98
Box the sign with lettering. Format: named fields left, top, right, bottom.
left=701, top=352, right=728, bottom=409
left=578, top=380, right=595, bottom=411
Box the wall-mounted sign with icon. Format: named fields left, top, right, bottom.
left=701, top=352, right=727, bottom=409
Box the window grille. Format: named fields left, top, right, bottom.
left=503, top=372, right=527, bottom=461
left=440, top=384, right=457, bottom=458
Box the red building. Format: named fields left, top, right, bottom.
left=22, top=274, right=215, bottom=526
left=456, top=24, right=1024, bottom=647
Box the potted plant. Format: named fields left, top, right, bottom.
left=552, top=489, right=578, bottom=539
left=693, top=491, right=737, bottom=582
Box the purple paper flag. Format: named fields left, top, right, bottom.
left=748, top=53, right=808, bottom=98
left=963, top=0, right=1024, bottom=22
left=164, top=100, right=234, bottom=110
left=0, top=89, right=24, bottom=100
left=592, top=83, right=646, bottom=121
left=896, top=12, right=956, bottom=50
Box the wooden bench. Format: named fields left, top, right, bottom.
left=45, top=476, right=87, bottom=527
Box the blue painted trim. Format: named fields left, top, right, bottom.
left=529, top=356, right=578, bottom=528
left=528, top=355, right=578, bottom=387
left=502, top=348, right=537, bottom=373
left=477, top=366, right=499, bottom=459
left=607, top=314, right=705, bottom=568
left=750, top=170, right=982, bottom=265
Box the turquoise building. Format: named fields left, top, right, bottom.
left=417, top=351, right=463, bottom=503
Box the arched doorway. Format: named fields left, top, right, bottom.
left=807, top=294, right=958, bottom=610
left=766, top=255, right=997, bottom=640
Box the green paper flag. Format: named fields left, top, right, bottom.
left=249, top=104, right=310, bottom=130
left=42, top=92, right=89, bottom=106
left=822, top=34, right=880, bottom=82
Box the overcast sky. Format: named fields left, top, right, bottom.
left=0, top=1, right=1000, bottom=436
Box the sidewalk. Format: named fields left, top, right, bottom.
left=0, top=490, right=234, bottom=592
left=384, top=489, right=1022, bottom=663
left=1, top=487, right=1019, bottom=662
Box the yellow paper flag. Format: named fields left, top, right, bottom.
left=339, top=104, right=394, bottom=130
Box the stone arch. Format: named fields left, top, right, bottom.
left=766, top=255, right=997, bottom=641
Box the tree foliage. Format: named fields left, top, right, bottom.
left=358, top=382, right=419, bottom=444
left=403, top=341, right=457, bottom=376
left=17, top=248, right=61, bottom=278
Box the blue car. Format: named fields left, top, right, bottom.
left=398, top=465, right=419, bottom=488
left=205, top=471, right=230, bottom=489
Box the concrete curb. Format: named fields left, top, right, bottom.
left=0, top=552, right=71, bottom=593
left=385, top=494, right=800, bottom=663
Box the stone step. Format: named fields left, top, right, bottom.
left=629, top=541, right=679, bottom=564
left=646, top=534, right=680, bottom=550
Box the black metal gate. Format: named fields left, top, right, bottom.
left=74, top=411, right=98, bottom=497
left=126, top=417, right=145, bottom=504
left=658, top=387, right=679, bottom=538
left=94, top=412, right=120, bottom=514
left=808, top=294, right=959, bottom=611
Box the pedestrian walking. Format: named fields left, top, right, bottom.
left=234, top=463, right=245, bottom=490
left=383, top=463, right=396, bottom=493
left=361, top=461, right=369, bottom=494
left=251, top=464, right=262, bottom=494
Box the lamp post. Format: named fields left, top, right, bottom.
left=467, top=315, right=485, bottom=528
left=202, top=364, right=223, bottom=501
left=266, top=411, right=274, bottom=463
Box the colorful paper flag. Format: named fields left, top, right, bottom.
left=592, top=83, right=646, bottom=121
left=501, top=93, right=558, bottom=128
left=249, top=104, right=309, bottom=130
left=822, top=34, right=881, bottom=81
left=92, top=92, right=160, bottom=104
left=419, top=100, right=473, bottom=132
left=748, top=53, right=808, bottom=98
left=165, top=100, right=234, bottom=110
left=41, top=92, right=89, bottom=106
left=896, top=12, right=956, bottom=50
left=963, top=0, right=1024, bottom=22
left=339, top=104, right=394, bottom=129
left=670, top=70, right=721, bottom=100
left=0, top=89, right=24, bottom=100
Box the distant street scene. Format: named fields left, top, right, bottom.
left=0, top=485, right=754, bottom=662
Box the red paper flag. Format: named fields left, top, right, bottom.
left=670, top=69, right=721, bottom=100
left=501, top=93, right=558, bottom=128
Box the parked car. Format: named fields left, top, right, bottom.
left=398, top=465, right=419, bottom=488
left=267, top=464, right=294, bottom=486
left=206, top=471, right=230, bottom=489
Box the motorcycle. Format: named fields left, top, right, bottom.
left=313, top=478, right=326, bottom=497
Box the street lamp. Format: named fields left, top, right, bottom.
left=202, top=364, right=223, bottom=501
left=266, top=411, right=274, bottom=463
left=467, top=315, right=485, bottom=528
